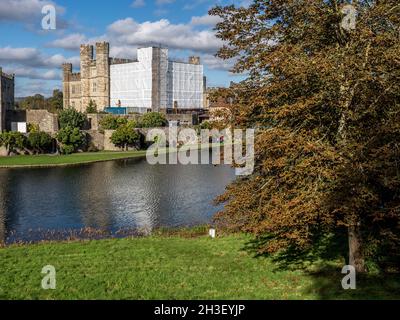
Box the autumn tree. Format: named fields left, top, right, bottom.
left=210, top=0, right=400, bottom=272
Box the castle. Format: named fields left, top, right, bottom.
left=0, top=67, right=15, bottom=132
left=62, top=42, right=205, bottom=113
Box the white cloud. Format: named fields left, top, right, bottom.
left=13, top=67, right=60, bottom=80
left=47, top=33, right=88, bottom=51
left=131, top=0, right=145, bottom=8
left=51, top=17, right=223, bottom=54
left=0, top=46, right=78, bottom=68
left=190, top=14, right=222, bottom=26
left=0, top=46, right=79, bottom=85
left=202, top=54, right=235, bottom=71
left=106, top=18, right=222, bottom=53
left=15, top=79, right=60, bottom=97
left=0, top=0, right=66, bottom=25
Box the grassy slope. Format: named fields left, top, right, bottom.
left=0, top=151, right=147, bottom=167
left=1, top=235, right=399, bottom=300
left=0, top=143, right=225, bottom=167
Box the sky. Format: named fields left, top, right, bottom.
left=0, top=0, right=250, bottom=97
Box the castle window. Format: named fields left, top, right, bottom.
left=93, top=82, right=97, bottom=93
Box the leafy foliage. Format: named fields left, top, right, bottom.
left=0, top=132, right=27, bottom=153
left=27, top=123, right=40, bottom=133
left=140, top=112, right=167, bottom=128
left=59, top=109, right=87, bottom=130
left=110, top=122, right=141, bottom=151
left=56, top=126, right=86, bottom=155
left=27, top=132, right=53, bottom=154
left=210, top=0, right=400, bottom=271
left=99, top=115, right=128, bottom=130
left=86, top=100, right=97, bottom=114
left=17, top=90, right=63, bottom=113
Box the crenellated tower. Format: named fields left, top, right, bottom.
left=80, top=44, right=94, bottom=110
left=62, top=63, right=72, bottom=109
left=95, top=42, right=110, bottom=110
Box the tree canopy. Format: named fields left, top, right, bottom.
left=58, top=109, right=87, bottom=130
left=140, top=112, right=168, bottom=128
left=110, top=122, right=141, bottom=151
left=210, top=0, right=400, bottom=272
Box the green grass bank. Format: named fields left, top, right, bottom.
left=0, top=151, right=147, bottom=168
left=0, top=143, right=227, bottom=168
left=1, top=234, right=399, bottom=300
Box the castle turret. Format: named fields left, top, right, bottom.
left=80, top=44, right=93, bottom=110
left=95, top=42, right=110, bottom=110
left=62, top=63, right=72, bottom=108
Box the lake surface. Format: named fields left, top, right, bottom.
left=0, top=152, right=235, bottom=243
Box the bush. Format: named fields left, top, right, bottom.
left=140, top=112, right=167, bottom=128
left=59, top=108, right=87, bottom=129
left=28, top=132, right=53, bottom=154
left=0, top=131, right=27, bottom=153
left=27, top=123, right=40, bottom=133
left=86, top=100, right=97, bottom=114
left=56, top=126, right=86, bottom=154
left=200, top=121, right=213, bottom=130
left=99, top=115, right=128, bottom=130
left=110, top=124, right=141, bottom=151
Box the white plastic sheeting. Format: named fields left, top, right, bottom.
left=110, top=47, right=204, bottom=111
left=110, top=47, right=153, bottom=112
left=167, top=61, right=203, bottom=109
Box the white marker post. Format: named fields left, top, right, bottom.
left=209, top=228, right=216, bottom=239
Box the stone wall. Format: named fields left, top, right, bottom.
left=85, top=130, right=104, bottom=150
left=26, top=110, right=59, bottom=133
left=86, top=113, right=104, bottom=131
left=165, top=113, right=199, bottom=126
left=104, top=130, right=120, bottom=151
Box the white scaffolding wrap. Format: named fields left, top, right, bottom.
left=110, top=47, right=204, bottom=111
left=167, top=61, right=203, bottom=109
left=110, top=47, right=153, bottom=112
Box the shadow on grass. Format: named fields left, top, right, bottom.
left=304, top=265, right=400, bottom=300
left=242, top=234, right=400, bottom=300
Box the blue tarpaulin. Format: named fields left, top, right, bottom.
left=104, top=107, right=127, bottom=115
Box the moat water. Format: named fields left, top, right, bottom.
left=0, top=152, right=235, bottom=244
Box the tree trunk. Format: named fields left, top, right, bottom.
left=348, top=223, right=366, bottom=273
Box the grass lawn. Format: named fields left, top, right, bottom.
left=0, top=234, right=399, bottom=300
left=0, top=143, right=226, bottom=168
left=0, top=150, right=148, bottom=167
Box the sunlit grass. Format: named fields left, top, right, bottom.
left=1, top=234, right=399, bottom=300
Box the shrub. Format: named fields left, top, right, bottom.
left=28, top=132, right=53, bottom=154
left=59, top=108, right=87, bottom=129
left=200, top=121, right=213, bottom=130
left=27, top=123, right=40, bottom=133
left=0, top=131, right=27, bottom=154
left=140, top=112, right=167, bottom=128
left=99, top=115, right=128, bottom=130
left=110, top=124, right=141, bottom=151
left=86, top=100, right=97, bottom=114
left=56, top=126, right=86, bottom=154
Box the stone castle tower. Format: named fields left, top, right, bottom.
left=0, top=67, right=15, bottom=132
left=62, top=42, right=110, bottom=112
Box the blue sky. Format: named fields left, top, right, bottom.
left=0, top=0, right=249, bottom=97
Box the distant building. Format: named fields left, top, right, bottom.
left=62, top=42, right=205, bottom=113
left=0, top=67, right=15, bottom=132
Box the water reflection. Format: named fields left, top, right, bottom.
left=0, top=151, right=235, bottom=243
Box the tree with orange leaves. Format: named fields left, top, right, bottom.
left=211, top=0, right=400, bottom=272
